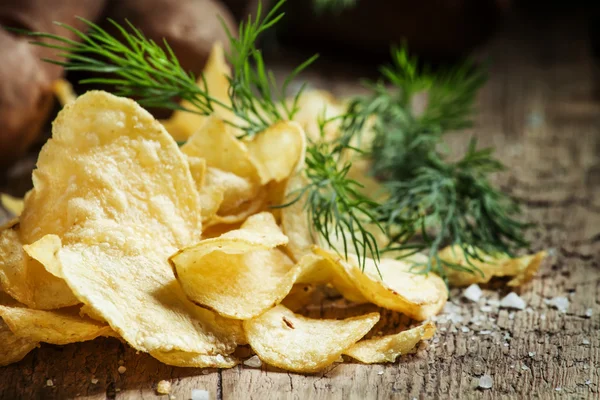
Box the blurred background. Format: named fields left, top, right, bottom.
left=0, top=0, right=598, bottom=174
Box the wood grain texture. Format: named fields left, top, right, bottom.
left=1, top=11, right=599, bottom=400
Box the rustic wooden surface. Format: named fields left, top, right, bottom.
left=1, top=11, right=599, bottom=400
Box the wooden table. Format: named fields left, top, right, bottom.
left=1, top=11, right=599, bottom=400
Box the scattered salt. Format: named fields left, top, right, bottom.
left=509, top=312, right=515, bottom=320
left=585, top=380, right=591, bottom=386
left=487, top=299, right=500, bottom=307
left=46, top=379, right=54, bottom=387
left=377, top=371, right=384, bottom=375
left=156, top=380, right=172, bottom=395
left=91, top=378, right=99, bottom=385
left=478, top=374, right=493, bottom=389
left=555, top=387, right=561, bottom=391
left=118, top=366, right=127, bottom=374
left=544, top=297, right=569, bottom=313
left=479, top=330, right=492, bottom=335
left=500, top=292, right=526, bottom=310
left=528, top=352, right=536, bottom=357
left=243, top=356, right=263, bottom=368
left=461, top=326, right=470, bottom=333
left=585, top=308, right=593, bottom=318
left=582, top=339, right=590, bottom=345
left=480, top=305, right=493, bottom=313
left=191, top=389, right=209, bottom=400
left=521, top=365, right=529, bottom=371
left=503, top=343, right=509, bottom=347
left=540, top=314, right=546, bottom=320
left=463, top=284, right=483, bottom=302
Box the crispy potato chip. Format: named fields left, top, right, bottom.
left=0, top=318, right=38, bottom=367
left=281, top=284, right=317, bottom=312
left=171, top=212, right=301, bottom=319
left=161, top=42, right=234, bottom=142
left=151, top=350, right=238, bottom=369
left=439, top=246, right=547, bottom=287
left=244, top=305, right=379, bottom=373
left=246, top=121, right=306, bottom=185
left=316, top=249, right=447, bottom=321
left=0, top=219, right=77, bottom=309
left=343, top=322, right=436, bottom=363
left=291, top=90, right=345, bottom=142
left=0, top=305, right=114, bottom=345
left=52, top=79, right=77, bottom=106
left=1, top=194, right=24, bottom=216
left=25, top=91, right=244, bottom=366
left=281, top=174, right=314, bottom=262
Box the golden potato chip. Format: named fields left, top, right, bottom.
left=438, top=246, right=547, bottom=287
left=0, top=305, right=114, bottom=345
left=281, top=284, right=317, bottom=312
left=246, top=121, right=306, bottom=185
left=52, top=79, right=77, bottom=106
left=316, top=249, right=447, bottom=321
left=291, top=90, right=345, bottom=142
left=204, top=167, right=257, bottom=215
left=280, top=174, right=315, bottom=262
left=204, top=189, right=267, bottom=228
left=151, top=350, right=238, bottom=369
left=171, top=212, right=301, bottom=319
left=1, top=194, right=24, bottom=216
left=0, top=219, right=77, bottom=309
left=0, top=318, right=38, bottom=367
left=26, top=91, right=244, bottom=366
left=343, top=322, right=436, bottom=363
left=244, top=304, right=379, bottom=373
left=161, top=42, right=234, bottom=142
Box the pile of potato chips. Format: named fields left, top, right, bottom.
left=0, top=45, right=545, bottom=373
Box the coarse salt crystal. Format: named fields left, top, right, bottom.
left=509, top=312, right=515, bottom=320
left=479, top=330, right=492, bottom=335
left=478, top=374, right=493, bottom=389
left=582, top=339, right=590, bottom=345
left=191, top=389, right=209, bottom=400
left=528, top=352, right=536, bottom=357
left=243, top=356, right=263, bottom=368
left=463, top=284, right=483, bottom=302
left=156, top=380, right=172, bottom=395
left=480, top=305, right=493, bottom=313
left=585, top=380, right=591, bottom=385
left=555, top=387, right=561, bottom=391
left=500, top=293, right=526, bottom=310
left=540, top=314, right=546, bottom=320
left=585, top=308, right=593, bottom=318
left=544, top=297, right=569, bottom=313
left=487, top=299, right=500, bottom=307
left=377, top=371, right=384, bottom=375
left=461, top=326, right=470, bottom=333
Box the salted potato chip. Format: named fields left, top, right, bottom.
left=1, top=194, right=24, bottom=216
left=281, top=284, right=317, bottom=312
left=281, top=174, right=315, bottom=262
left=25, top=91, right=244, bottom=366
left=151, top=350, right=238, bottom=369
left=0, top=305, right=114, bottom=345
left=291, top=90, right=345, bottom=142
left=316, top=249, right=447, bottom=321
left=171, top=212, right=302, bottom=319
left=246, top=121, right=306, bottom=185
left=52, top=79, right=77, bottom=106
left=439, top=246, right=547, bottom=287
left=244, top=305, right=379, bottom=373
left=343, top=322, right=436, bottom=363
left=161, top=42, right=234, bottom=142
left=0, top=318, right=37, bottom=367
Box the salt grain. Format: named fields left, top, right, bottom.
left=479, top=330, right=492, bottom=335
left=463, top=284, right=483, bottom=302
left=500, top=293, right=526, bottom=310
left=461, top=326, right=470, bottom=333
left=478, top=374, right=493, bottom=389
left=243, top=356, right=263, bottom=368
left=509, top=312, right=515, bottom=320
left=528, top=352, right=536, bottom=357
left=191, top=389, right=209, bottom=400
left=555, top=387, right=561, bottom=391
left=377, top=371, right=384, bottom=375
left=480, top=305, right=493, bottom=313
left=544, top=296, right=569, bottom=313
left=585, top=308, right=593, bottom=318
left=487, top=299, right=500, bottom=307
left=585, top=380, right=591, bottom=385
left=582, top=339, right=590, bottom=345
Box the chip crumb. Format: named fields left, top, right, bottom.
left=478, top=374, right=493, bottom=389
left=544, top=296, right=569, bottom=313
left=91, top=378, right=99, bottom=385
left=243, top=355, right=263, bottom=368
left=463, top=284, right=482, bottom=302
left=117, top=366, right=127, bottom=374
left=46, top=379, right=54, bottom=387
left=584, top=308, right=593, bottom=318
left=500, top=292, right=526, bottom=310
left=191, top=389, right=209, bottom=400
left=156, top=380, right=171, bottom=395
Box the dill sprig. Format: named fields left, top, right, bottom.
left=25, top=0, right=316, bottom=138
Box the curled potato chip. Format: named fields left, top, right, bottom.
left=343, top=322, right=436, bottom=363
left=291, top=90, right=345, bottom=142
left=171, top=212, right=300, bottom=320
left=161, top=42, right=233, bottom=142
left=281, top=284, right=317, bottom=312
left=438, top=246, right=547, bottom=287
left=316, top=249, right=447, bottom=321
left=281, top=174, right=315, bottom=262
left=151, top=350, right=238, bottom=369
left=52, top=79, right=77, bottom=106
left=0, top=318, right=38, bottom=367
left=26, top=91, right=244, bottom=366
left=0, top=305, right=114, bottom=345
left=244, top=304, right=379, bottom=373
left=246, top=121, right=306, bottom=185
left=1, top=194, right=24, bottom=216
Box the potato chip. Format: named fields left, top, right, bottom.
left=150, top=350, right=238, bottom=369
left=438, top=246, right=547, bottom=287
left=316, top=249, right=447, bottom=321
left=244, top=304, right=379, bottom=373
left=246, top=121, right=306, bottom=185
left=280, top=174, right=315, bottom=262
left=343, top=322, right=436, bottom=363
left=52, top=79, right=77, bottom=106
left=281, top=284, right=317, bottom=312
left=25, top=91, right=244, bottom=366
left=0, top=318, right=38, bottom=367
left=161, top=42, right=234, bottom=142
left=0, top=305, right=115, bottom=345
left=171, top=212, right=303, bottom=319
left=0, top=219, right=77, bottom=309
left=1, top=194, right=24, bottom=216
left=291, top=90, right=345, bottom=142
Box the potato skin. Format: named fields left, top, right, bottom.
left=0, top=0, right=107, bottom=167
left=103, top=0, right=238, bottom=79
